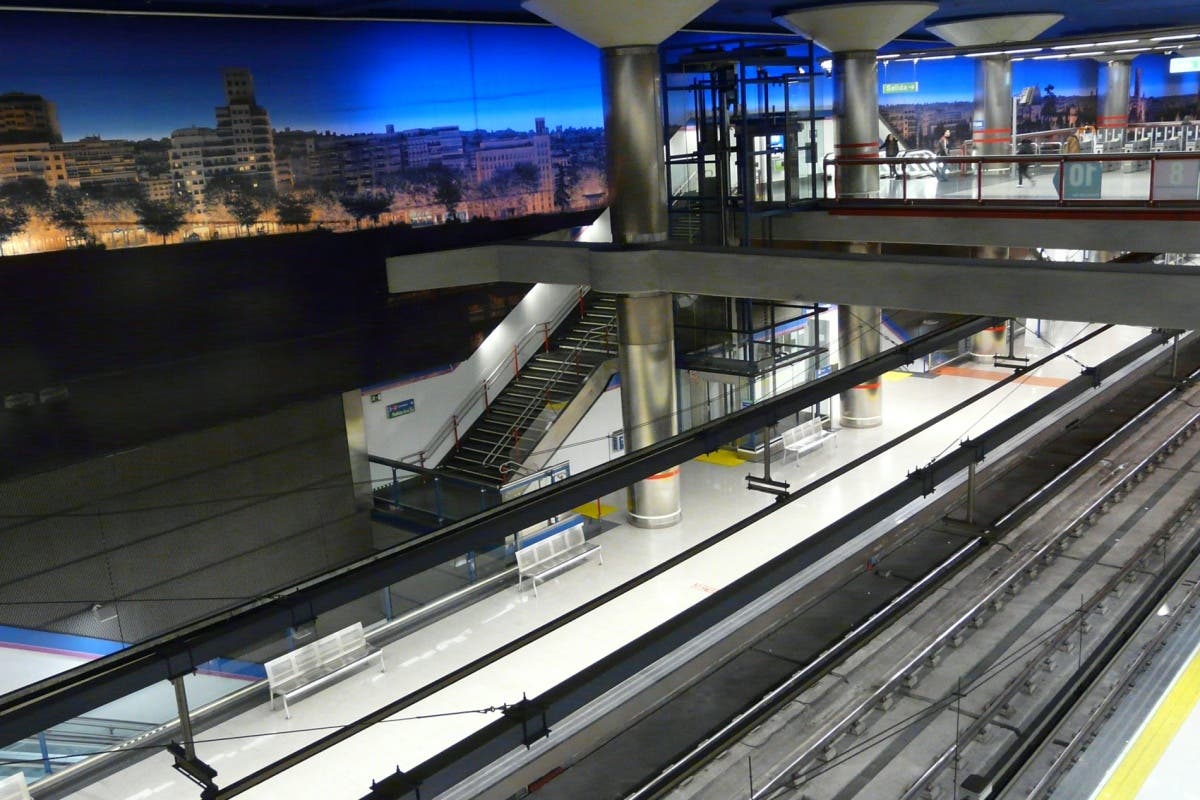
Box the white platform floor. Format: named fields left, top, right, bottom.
left=38, top=323, right=1185, bottom=800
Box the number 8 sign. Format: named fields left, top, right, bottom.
left=1152, top=159, right=1200, bottom=200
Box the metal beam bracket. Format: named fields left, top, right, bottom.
left=746, top=475, right=792, bottom=500
left=167, top=741, right=219, bottom=800
left=1081, top=365, right=1102, bottom=388
left=504, top=694, right=550, bottom=748
left=363, top=766, right=422, bottom=800
left=962, top=437, right=988, bottom=463
left=908, top=465, right=937, bottom=497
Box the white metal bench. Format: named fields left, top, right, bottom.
left=264, top=622, right=385, bottom=718
left=516, top=523, right=602, bottom=597
left=0, top=774, right=31, bottom=800
left=781, top=418, right=836, bottom=465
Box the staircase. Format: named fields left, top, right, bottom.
left=439, top=293, right=619, bottom=485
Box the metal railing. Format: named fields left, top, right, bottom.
left=824, top=149, right=1200, bottom=206
left=397, top=286, right=589, bottom=468
left=476, top=314, right=617, bottom=478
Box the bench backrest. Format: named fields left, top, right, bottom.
left=265, top=622, right=368, bottom=687
left=0, top=774, right=31, bottom=800
left=516, top=524, right=586, bottom=572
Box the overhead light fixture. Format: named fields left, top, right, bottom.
left=919, top=54, right=956, bottom=61
left=1033, top=54, right=1068, bottom=60
left=1097, top=39, right=1140, bottom=46
left=877, top=54, right=900, bottom=60
left=1067, top=51, right=1105, bottom=57
left=965, top=51, right=1004, bottom=57
left=1152, top=34, right=1199, bottom=42
left=1003, top=48, right=1043, bottom=55
left=1052, top=42, right=1099, bottom=50
left=1114, top=47, right=1153, bottom=53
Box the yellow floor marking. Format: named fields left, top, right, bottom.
left=694, top=451, right=746, bottom=467
left=1096, top=641, right=1200, bottom=800
left=574, top=502, right=618, bottom=519
left=883, top=371, right=912, bottom=382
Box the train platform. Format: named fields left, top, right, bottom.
left=1, top=322, right=1171, bottom=800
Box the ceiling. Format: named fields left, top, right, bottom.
left=8, top=0, right=1200, bottom=48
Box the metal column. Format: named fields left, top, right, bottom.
left=833, top=51, right=880, bottom=198
left=971, top=246, right=1010, bottom=360
left=1099, top=58, right=1132, bottom=136
left=974, top=56, right=1012, bottom=156
left=618, top=293, right=681, bottom=528
left=838, top=303, right=883, bottom=428
left=602, top=45, right=669, bottom=245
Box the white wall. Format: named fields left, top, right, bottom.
left=363, top=283, right=580, bottom=476
left=553, top=382, right=624, bottom=476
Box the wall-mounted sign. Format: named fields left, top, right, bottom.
left=1052, top=161, right=1103, bottom=199
left=1169, top=56, right=1200, bottom=74
left=882, top=81, right=919, bottom=95
left=387, top=399, right=415, bottom=418
left=1151, top=159, right=1200, bottom=200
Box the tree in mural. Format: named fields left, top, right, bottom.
left=339, top=191, right=393, bottom=228
left=49, top=185, right=92, bottom=245
left=134, top=197, right=188, bottom=244
left=226, top=191, right=266, bottom=235
left=0, top=201, right=30, bottom=256
left=276, top=192, right=314, bottom=231
left=554, top=162, right=575, bottom=211
left=206, top=173, right=275, bottom=235
left=432, top=169, right=463, bottom=218
left=1042, top=85, right=1058, bottom=127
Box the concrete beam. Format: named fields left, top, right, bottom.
left=771, top=208, right=1200, bottom=253
left=387, top=242, right=1199, bottom=329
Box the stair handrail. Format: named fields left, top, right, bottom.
left=398, top=286, right=590, bottom=468
left=480, top=313, right=618, bottom=472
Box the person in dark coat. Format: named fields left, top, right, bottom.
left=934, top=130, right=952, bottom=180
left=883, top=134, right=900, bottom=177
left=1017, top=138, right=1036, bottom=186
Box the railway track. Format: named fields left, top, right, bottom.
left=515, top=333, right=1200, bottom=800
left=652, top=363, right=1200, bottom=800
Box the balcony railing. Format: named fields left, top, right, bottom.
left=823, top=149, right=1200, bottom=207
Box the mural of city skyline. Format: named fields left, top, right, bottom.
left=880, top=53, right=1200, bottom=149
left=0, top=11, right=609, bottom=256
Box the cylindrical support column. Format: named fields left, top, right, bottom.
left=602, top=45, right=668, bottom=245
left=833, top=51, right=880, bottom=198
left=1099, top=58, right=1132, bottom=135
left=838, top=304, right=883, bottom=428
left=618, top=292, right=681, bottom=528
left=971, top=246, right=1009, bottom=360
left=974, top=56, right=1012, bottom=156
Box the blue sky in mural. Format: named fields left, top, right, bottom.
left=0, top=12, right=604, bottom=140
left=879, top=57, right=1100, bottom=102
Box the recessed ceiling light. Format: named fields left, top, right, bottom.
left=1033, top=54, right=1068, bottom=60
left=1003, top=48, right=1043, bottom=55
left=1097, top=39, right=1140, bottom=46
left=1152, top=34, right=1199, bottom=42
left=1113, top=47, right=1152, bottom=53
left=917, top=55, right=956, bottom=61
left=1067, top=51, right=1104, bottom=57
left=965, top=51, right=1003, bottom=57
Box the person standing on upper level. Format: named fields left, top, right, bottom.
left=884, top=134, right=901, bottom=178
left=934, top=130, right=952, bottom=180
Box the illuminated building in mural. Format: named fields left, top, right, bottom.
left=215, top=68, right=277, bottom=192
left=0, top=92, right=62, bottom=145
left=168, top=69, right=278, bottom=207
